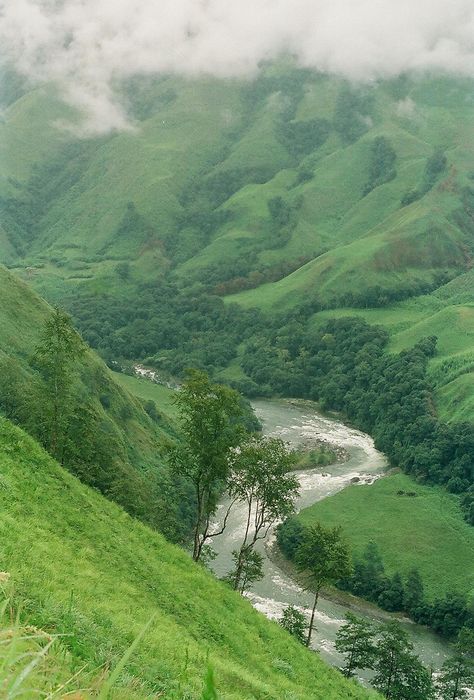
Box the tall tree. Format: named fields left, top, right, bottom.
left=437, top=628, right=474, bottom=700
left=170, top=369, right=244, bottom=561
left=335, top=612, right=376, bottom=678
left=295, top=522, right=352, bottom=647
left=33, top=308, right=84, bottom=460
left=227, top=435, right=299, bottom=591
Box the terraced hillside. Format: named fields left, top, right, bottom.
left=1, top=66, right=474, bottom=419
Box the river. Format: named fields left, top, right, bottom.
left=210, top=398, right=451, bottom=677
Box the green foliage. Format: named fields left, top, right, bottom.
left=436, top=628, right=474, bottom=700
left=32, top=307, right=85, bottom=459
left=333, top=84, right=373, bottom=144
left=401, top=151, right=447, bottom=206
left=170, top=369, right=244, bottom=560
left=342, top=543, right=474, bottom=639
left=335, top=613, right=376, bottom=678
left=279, top=606, right=307, bottom=645
left=223, top=549, right=264, bottom=594
left=362, top=137, right=397, bottom=196
left=277, top=118, right=331, bottom=157
left=67, top=282, right=263, bottom=375
left=227, top=435, right=299, bottom=589
left=372, top=622, right=435, bottom=700
left=294, top=522, right=352, bottom=592
left=294, top=521, right=352, bottom=646
left=276, top=517, right=305, bottom=560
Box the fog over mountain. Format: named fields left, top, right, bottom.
left=1, top=0, right=474, bottom=132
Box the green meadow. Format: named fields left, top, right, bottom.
left=296, top=472, right=474, bottom=601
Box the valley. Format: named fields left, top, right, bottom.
left=210, top=399, right=452, bottom=673
left=0, top=54, right=473, bottom=699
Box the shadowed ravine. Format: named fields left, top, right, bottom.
left=210, top=399, right=451, bottom=679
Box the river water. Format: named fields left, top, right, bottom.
left=210, top=399, right=451, bottom=676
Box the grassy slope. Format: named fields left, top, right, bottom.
left=297, top=472, right=474, bottom=601
left=112, top=371, right=179, bottom=420
left=0, top=417, right=376, bottom=700
left=0, top=264, right=174, bottom=452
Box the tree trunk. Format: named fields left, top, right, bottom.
left=233, top=547, right=246, bottom=591
left=233, top=500, right=253, bottom=590
left=306, top=589, right=319, bottom=647
left=192, top=489, right=204, bottom=561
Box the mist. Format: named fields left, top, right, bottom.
left=2, top=0, right=474, bottom=133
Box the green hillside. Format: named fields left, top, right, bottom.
left=0, top=263, right=193, bottom=542
left=0, top=416, right=376, bottom=699
left=1, top=66, right=474, bottom=421
left=113, top=371, right=179, bottom=420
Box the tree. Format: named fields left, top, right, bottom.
left=437, top=628, right=474, bottom=700
left=223, top=549, right=263, bottom=594
left=372, top=622, right=434, bottom=700
left=170, top=369, right=244, bottom=561
left=280, top=605, right=306, bottom=644
left=335, top=612, right=376, bottom=677
left=227, top=435, right=299, bottom=591
left=378, top=572, right=405, bottom=612
left=295, top=522, right=352, bottom=647
left=33, top=308, right=85, bottom=460
left=403, top=569, right=424, bottom=617
left=276, top=516, right=305, bottom=560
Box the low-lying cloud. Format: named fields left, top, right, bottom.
left=1, top=0, right=474, bottom=133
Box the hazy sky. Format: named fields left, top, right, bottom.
left=2, top=0, right=474, bottom=132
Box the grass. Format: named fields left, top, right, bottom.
left=0, top=417, right=377, bottom=699
left=112, top=372, right=178, bottom=420
left=296, top=472, right=474, bottom=601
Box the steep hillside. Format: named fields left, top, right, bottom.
left=0, top=416, right=376, bottom=699
left=0, top=264, right=193, bottom=542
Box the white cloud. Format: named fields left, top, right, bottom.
left=396, top=97, right=417, bottom=119
left=1, top=0, right=474, bottom=132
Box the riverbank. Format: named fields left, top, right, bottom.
left=211, top=398, right=450, bottom=672
left=296, top=471, right=474, bottom=601
left=266, top=538, right=411, bottom=625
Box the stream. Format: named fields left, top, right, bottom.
left=210, top=399, right=451, bottom=677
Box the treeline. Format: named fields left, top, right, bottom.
left=278, top=520, right=473, bottom=640
left=401, top=151, right=448, bottom=206
left=241, top=317, right=474, bottom=522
